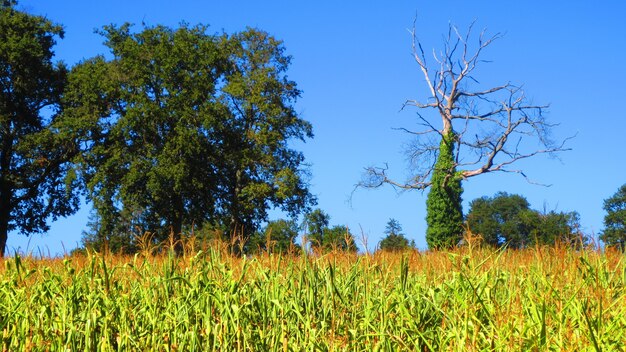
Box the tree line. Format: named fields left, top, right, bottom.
left=1, top=2, right=315, bottom=256
left=2, top=3, right=625, bottom=257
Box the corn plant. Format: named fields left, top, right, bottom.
left=0, top=245, right=624, bottom=351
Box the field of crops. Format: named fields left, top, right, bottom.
left=1, top=244, right=624, bottom=351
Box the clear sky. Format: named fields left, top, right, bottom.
left=7, top=0, right=626, bottom=255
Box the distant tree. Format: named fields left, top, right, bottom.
left=600, top=184, right=626, bottom=250
left=379, top=218, right=413, bottom=251
left=535, top=210, right=584, bottom=247
left=360, top=23, right=570, bottom=249
left=0, top=3, right=80, bottom=257
left=304, top=209, right=357, bottom=252
left=467, top=193, right=531, bottom=247
left=323, top=225, right=357, bottom=252
left=80, top=208, right=141, bottom=254
left=65, top=24, right=314, bottom=253
left=466, top=192, right=583, bottom=248
left=246, top=219, right=300, bottom=254
left=304, top=208, right=330, bottom=248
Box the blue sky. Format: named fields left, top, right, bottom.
left=8, top=0, right=626, bottom=255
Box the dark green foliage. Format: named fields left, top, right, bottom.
left=379, top=218, right=413, bottom=252
left=1, top=1, right=16, bottom=9
left=0, top=4, right=79, bottom=256
left=65, top=24, right=314, bottom=253
left=466, top=193, right=531, bottom=247
left=216, top=29, right=315, bottom=239
left=600, top=184, right=626, bottom=250
left=467, top=192, right=584, bottom=249
left=246, top=219, right=301, bottom=254
left=305, top=209, right=357, bottom=252
left=323, top=225, right=358, bottom=252
left=304, top=209, right=329, bottom=246
left=425, top=133, right=463, bottom=249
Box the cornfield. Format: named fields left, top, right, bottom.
left=1, top=244, right=624, bottom=351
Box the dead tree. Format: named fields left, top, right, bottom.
left=361, top=22, right=572, bottom=248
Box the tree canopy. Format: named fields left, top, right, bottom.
left=64, top=24, right=314, bottom=253
left=600, top=184, right=626, bottom=250
left=0, top=3, right=79, bottom=256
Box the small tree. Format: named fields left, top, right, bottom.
left=304, top=209, right=357, bottom=252
left=304, top=209, right=329, bottom=249
left=379, top=218, right=413, bottom=251
left=361, top=22, right=570, bottom=249
left=600, top=184, right=626, bottom=250
left=323, top=225, right=358, bottom=252
left=246, top=219, right=300, bottom=254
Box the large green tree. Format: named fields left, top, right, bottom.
left=466, top=192, right=584, bottom=248
left=65, top=24, right=313, bottom=252
left=600, top=184, right=626, bottom=250
left=361, top=23, right=569, bottom=249
left=65, top=24, right=224, bottom=252
left=0, top=3, right=79, bottom=257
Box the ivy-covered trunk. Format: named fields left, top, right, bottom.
left=425, top=132, right=464, bottom=249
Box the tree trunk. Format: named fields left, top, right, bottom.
left=425, top=132, right=464, bottom=249
left=0, top=179, right=11, bottom=258
left=0, top=182, right=9, bottom=257
left=1, top=132, right=12, bottom=258
left=0, top=213, right=8, bottom=258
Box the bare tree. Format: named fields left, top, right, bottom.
left=361, top=22, right=571, bottom=248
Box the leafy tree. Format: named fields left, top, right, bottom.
left=467, top=192, right=531, bottom=247
left=304, top=209, right=357, bottom=252
left=0, top=3, right=79, bottom=256
left=64, top=24, right=224, bottom=252
left=600, top=184, right=626, bottom=250
left=304, top=208, right=329, bottom=247
left=246, top=219, right=300, bottom=254
left=534, top=210, right=584, bottom=246
left=323, top=225, right=357, bottom=252
left=361, top=23, right=570, bottom=249
left=379, top=218, right=413, bottom=251
left=467, top=192, right=583, bottom=248
left=65, top=24, right=314, bottom=253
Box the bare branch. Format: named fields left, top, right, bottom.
left=359, top=164, right=431, bottom=191
left=392, top=126, right=436, bottom=136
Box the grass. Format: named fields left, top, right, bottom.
left=1, top=243, right=624, bottom=351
